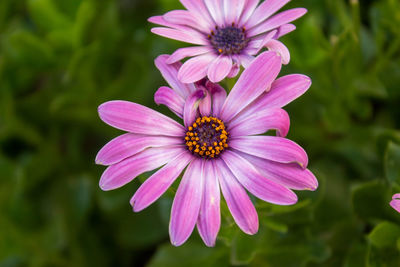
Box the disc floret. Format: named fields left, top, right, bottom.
left=185, top=116, right=229, bottom=159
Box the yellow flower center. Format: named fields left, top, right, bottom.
left=185, top=116, right=229, bottom=159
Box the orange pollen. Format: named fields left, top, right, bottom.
left=185, top=116, right=229, bottom=159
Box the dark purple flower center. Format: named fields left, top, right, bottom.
left=185, top=116, right=229, bottom=159
left=208, top=25, right=249, bottom=55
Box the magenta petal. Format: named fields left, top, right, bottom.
left=241, top=153, right=318, bottom=191
left=184, top=89, right=206, bottom=127
left=167, top=47, right=214, bottom=64
left=99, top=146, right=184, bottom=191
left=246, top=30, right=277, bottom=55
left=205, top=81, right=227, bottom=117
left=96, top=133, right=182, bottom=166
left=248, top=8, right=307, bottom=37
left=223, top=0, right=245, bottom=25
left=259, top=74, right=312, bottom=109
left=154, top=86, right=185, bottom=118
left=197, top=161, right=221, bottom=247
left=229, top=108, right=290, bottom=137
left=155, top=55, right=196, bottom=98
left=235, top=74, right=311, bottom=121
left=130, top=152, right=193, bottom=212
left=227, top=62, right=240, bottom=78
left=239, top=54, right=255, bottom=68
left=266, top=39, right=290, bottom=64
left=151, top=27, right=208, bottom=45
left=163, top=10, right=209, bottom=33
left=207, top=55, right=233, bottom=83
left=222, top=151, right=298, bottom=205
left=170, top=159, right=204, bottom=246
left=230, top=136, right=308, bottom=168
left=391, top=194, right=400, bottom=213
left=204, top=0, right=225, bottom=27
left=238, top=0, right=259, bottom=27
left=245, top=0, right=290, bottom=29
left=220, top=51, right=281, bottom=122
left=199, top=87, right=212, bottom=117
left=98, top=101, right=184, bottom=137
left=215, top=159, right=259, bottom=234
left=178, top=54, right=216, bottom=83
left=180, top=0, right=214, bottom=28
left=275, top=23, right=296, bottom=38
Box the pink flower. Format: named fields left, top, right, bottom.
left=390, top=194, right=400, bottom=213
left=149, top=0, right=307, bottom=83
left=96, top=52, right=317, bottom=247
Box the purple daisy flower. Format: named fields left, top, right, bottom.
left=149, top=0, right=307, bottom=83
left=96, top=52, right=317, bottom=247
left=390, top=194, right=400, bottom=213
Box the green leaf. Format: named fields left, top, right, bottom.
left=352, top=181, right=392, bottom=221
left=147, top=243, right=229, bottom=267
left=368, top=221, right=400, bottom=248
left=385, top=141, right=400, bottom=186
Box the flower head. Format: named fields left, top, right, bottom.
left=390, top=194, right=400, bottom=213
left=149, top=0, right=307, bottom=83
left=96, top=52, right=317, bottom=247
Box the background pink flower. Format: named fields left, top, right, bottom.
left=96, top=52, right=317, bottom=247
left=149, top=0, right=307, bottom=83
left=390, top=194, right=400, bottom=213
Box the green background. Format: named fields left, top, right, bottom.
left=1, top=0, right=400, bottom=266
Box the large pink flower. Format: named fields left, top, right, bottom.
left=149, top=0, right=306, bottom=83
left=96, top=52, right=317, bottom=247
left=391, top=194, right=400, bottom=213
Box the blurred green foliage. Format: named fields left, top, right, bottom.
left=1, top=0, right=400, bottom=266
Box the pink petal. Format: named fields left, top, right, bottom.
left=227, top=62, right=240, bottom=78
left=204, top=0, right=225, bottom=27
left=247, top=8, right=307, bottom=37
left=163, top=10, right=209, bottom=33
left=265, top=39, right=290, bottom=64
left=214, top=159, right=259, bottom=234
left=230, top=135, right=308, bottom=168
left=241, top=152, right=318, bottom=191
left=96, top=133, right=182, bottom=166
left=239, top=54, right=255, bottom=68
left=197, top=161, right=221, bottom=247
left=220, top=51, right=281, bottom=122
left=167, top=46, right=214, bottom=64
left=179, top=0, right=215, bottom=29
left=391, top=194, right=400, bottom=213
left=234, top=74, right=312, bottom=121
left=205, top=81, right=227, bottom=117
left=170, top=159, right=204, bottom=246
left=238, top=0, right=259, bottom=27
left=155, top=55, right=196, bottom=98
left=99, top=146, right=184, bottom=191
left=245, top=0, right=291, bottom=29
left=393, top=194, right=400, bottom=199
left=178, top=54, right=215, bottom=83
left=223, top=0, right=246, bottom=25
left=154, top=86, right=185, bottom=118
left=207, top=55, right=233, bottom=83
left=98, top=101, right=184, bottom=137
left=130, top=152, right=193, bottom=212
left=184, top=89, right=206, bottom=127
left=390, top=199, right=400, bottom=213
left=199, top=86, right=212, bottom=117
left=148, top=15, right=180, bottom=28
left=229, top=108, right=290, bottom=137
left=151, top=27, right=208, bottom=45
left=222, top=151, right=298, bottom=205
left=275, top=23, right=296, bottom=38
left=245, top=30, right=277, bottom=55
